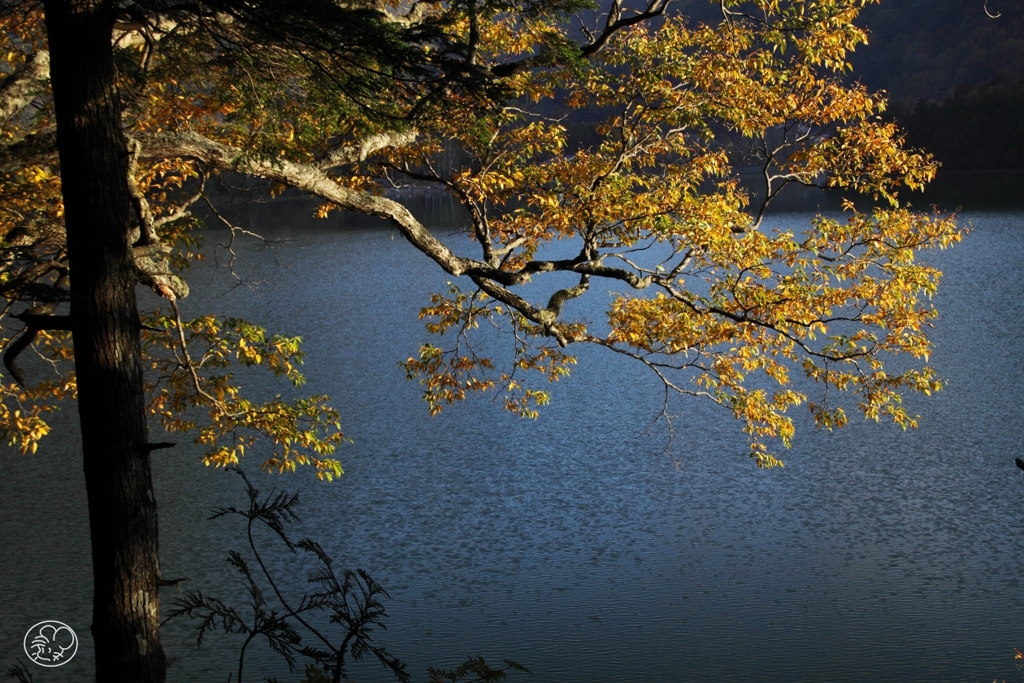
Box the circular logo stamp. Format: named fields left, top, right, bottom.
left=23, top=620, right=78, bottom=667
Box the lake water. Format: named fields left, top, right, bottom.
left=3, top=175, right=1024, bottom=682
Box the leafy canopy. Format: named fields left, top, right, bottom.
left=0, top=0, right=960, bottom=472
left=395, top=0, right=960, bottom=465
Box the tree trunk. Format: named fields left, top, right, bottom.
left=42, top=1, right=166, bottom=681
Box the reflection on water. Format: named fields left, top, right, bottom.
left=2, top=181, right=1024, bottom=683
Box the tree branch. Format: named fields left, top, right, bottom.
left=316, top=129, right=417, bottom=169
left=490, top=0, right=673, bottom=78
left=4, top=309, right=73, bottom=387
left=136, top=130, right=480, bottom=278
left=0, top=50, right=50, bottom=126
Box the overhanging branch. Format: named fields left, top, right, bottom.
left=136, top=130, right=480, bottom=278
left=4, top=310, right=73, bottom=387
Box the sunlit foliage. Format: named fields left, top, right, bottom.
left=395, top=1, right=961, bottom=466
left=0, top=0, right=961, bottom=471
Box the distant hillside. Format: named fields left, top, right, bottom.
left=890, top=76, right=1024, bottom=169
left=853, top=0, right=1024, bottom=104
left=669, top=1, right=1024, bottom=169
left=672, top=0, right=1024, bottom=104
left=851, top=1, right=1024, bottom=169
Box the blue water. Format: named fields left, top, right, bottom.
left=3, top=190, right=1024, bottom=682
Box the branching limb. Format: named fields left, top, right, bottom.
left=200, top=193, right=279, bottom=286
left=153, top=174, right=207, bottom=229
left=166, top=296, right=237, bottom=416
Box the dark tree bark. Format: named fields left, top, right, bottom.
left=42, top=1, right=166, bottom=681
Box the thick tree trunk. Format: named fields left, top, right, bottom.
left=42, top=1, right=166, bottom=681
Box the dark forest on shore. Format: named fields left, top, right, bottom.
left=852, top=0, right=1024, bottom=170
left=848, top=0, right=1024, bottom=170
left=890, top=77, right=1024, bottom=170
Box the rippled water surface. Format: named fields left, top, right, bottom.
left=3, top=187, right=1024, bottom=682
